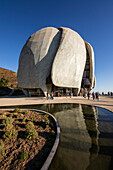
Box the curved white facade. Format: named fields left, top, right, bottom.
left=52, top=27, right=86, bottom=93
left=82, top=41, right=95, bottom=91
left=85, top=41, right=95, bottom=89
left=18, top=27, right=61, bottom=94
left=17, top=27, right=95, bottom=96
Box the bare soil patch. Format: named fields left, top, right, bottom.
left=0, top=109, right=56, bottom=169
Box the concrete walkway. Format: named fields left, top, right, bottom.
left=0, top=96, right=113, bottom=112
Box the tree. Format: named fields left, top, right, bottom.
left=0, top=76, right=9, bottom=87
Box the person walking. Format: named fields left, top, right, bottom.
left=92, top=92, right=95, bottom=100
left=87, top=92, right=90, bottom=100
left=47, top=91, right=48, bottom=100
left=50, top=93, right=52, bottom=99
left=69, top=91, right=71, bottom=98
left=95, top=92, right=99, bottom=101
left=51, top=91, right=54, bottom=100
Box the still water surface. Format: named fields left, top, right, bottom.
left=1, top=104, right=113, bottom=170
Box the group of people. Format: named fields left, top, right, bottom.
left=47, top=91, right=54, bottom=100
left=87, top=91, right=99, bottom=100
left=108, top=92, right=113, bottom=96
left=47, top=91, right=72, bottom=100
left=47, top=90, right=99, bottom=100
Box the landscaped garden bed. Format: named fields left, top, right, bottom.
left=0, top=108, right=56, bottom=169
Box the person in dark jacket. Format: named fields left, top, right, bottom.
left=87, top=92, right=90, bottom=100
left=92, top=92, right=95, bottom=100
left=95, top=92, right=99, bottom=100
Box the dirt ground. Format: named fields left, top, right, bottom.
left=0, top=109, right=56, bottom=170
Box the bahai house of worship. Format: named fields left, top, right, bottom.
left=17, top=27, right=95, bottom=97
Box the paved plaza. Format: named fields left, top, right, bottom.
left=0, top=96, right=113, bottom=113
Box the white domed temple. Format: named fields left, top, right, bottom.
left=17, top=27, right=95, bottom=96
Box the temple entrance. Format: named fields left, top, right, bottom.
left=53, top=87, right=72, bottom=97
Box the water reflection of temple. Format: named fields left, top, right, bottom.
left=48, top=104, right=99, bottom=170
left=82, top=105, right=99, bottom=161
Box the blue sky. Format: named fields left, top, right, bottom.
left=0, top=0, right=113, bottom=93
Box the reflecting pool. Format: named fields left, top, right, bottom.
left=1, top=104, right=113, bottom=170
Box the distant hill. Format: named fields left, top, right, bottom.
left=0, top=67, right=17, bottom=88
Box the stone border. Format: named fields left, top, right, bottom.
left=0, top=108, right=60, bottom=170
left=39, top=109, right=60, bottom=170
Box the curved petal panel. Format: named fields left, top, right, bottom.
left=84, top=41, right=95, bottom=90
left=51, top=27, right=86, bottom=90
left=17, top=27, right=61, bottom=93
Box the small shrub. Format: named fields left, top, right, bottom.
left=14, top=108, right=21, bottom=113
left=19, top=151, right=28, bottom=160
left=25, top=121, right=35, bottom=130
left=3, top=129, right=18, bottom=141
left=18, top=114, right=24, bottom=118
left=44, top=114, right=49, bottom=118
left=0, top=115, right=6, bottom=119
left=2, top=117, right=13, bottom=124
left=3, top=131, right=12, bottom=141
left=46, top=119, right=50, bottom=125
left=11, top=129, right=18, bottom=138
left=3, top=123, right=13, bottom=130
left=37, top=117, right=41, bottom=121
left=24, top=110, right=29, bottom=115
left=13, top=113, right=18, bottom=116
left=1, top=112, right=6, bottom=116
left=40, top=112, right=44, bottom=115
left=0, top=141, right=5, bottom=157
left=31, top=117, right=34, bottom=122
left=26, top=129, right=38, bottom=140
left=51, top=130, right=55, bottom=135
left=0, top=149, right=5, bottom=157
left=32, top=114, right=36, bottom=120
left=45, top=117, right=48, bottom=121
left=22, top=117, right=27, bottom=122
left=10, top=113, right=18, bottom=118
left=0, top=141, right=4, bottom=150
left=9, top=114, right=13, bottom=117
left=46, top=125, right=49, bottom=129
